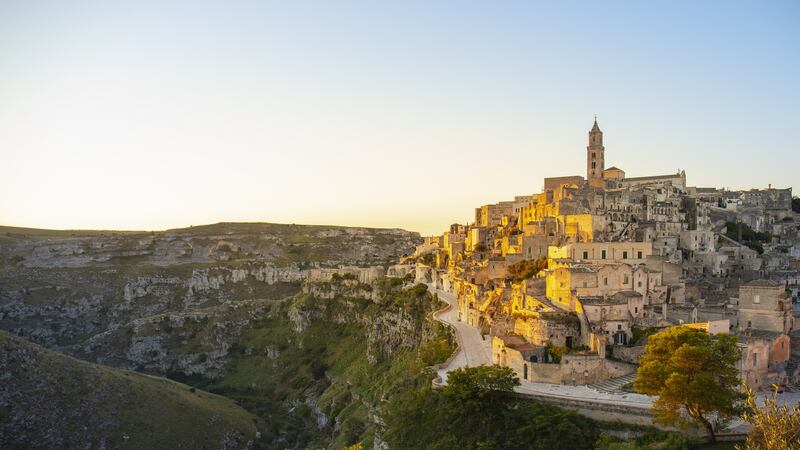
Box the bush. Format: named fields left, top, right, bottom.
left=384, top=365, right=601, bottom=449
left=507, top=257, right=549, bottom=281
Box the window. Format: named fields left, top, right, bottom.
left=583, top=251, right=589, bottom=260
left=637, top=251, right=643, bottom=259
left=624, top=275, right=629, bottom=284
left=753, top=295, right=760, bottom=304
left=747, top=321, right=752, bottom=328
left=635, top=306, right=638, bottom=313
left=638, top=281, right=643, bottom=288
left=604, top=277, right=608, bottom=286
left=753, top=354, right=757, bottom=366
left=617, top=324, right=622, bottom=330
left=623, top=251, right=628, bottom=259
left=601, top=250, right=607, bottom=259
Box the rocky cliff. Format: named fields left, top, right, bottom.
left=0, top=223, right=420, bottom=350
left=0, top=222, right=444, bottom=449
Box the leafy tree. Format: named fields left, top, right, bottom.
left=738, top=385, right=800, bottom=450
left=384, top=365, right=599, bottom=449
left=633, top=326, right=743, bottom=442
left=444, top=364, right=519, bottom=396
left=419, top=252, right=436, bottom=266
left=724, top=221, right=772, bottom=254
left=507, top=257, right=549, bottom=282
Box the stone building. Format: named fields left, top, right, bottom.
left=587, top=119, right=605, bottom=188
left=738, top=280, right=794, bottom=333
left=582, top=291, right=646, bottom=345
left=736, top=279, right=796, bottom=390
left=548, top=241, right=653, bottom=264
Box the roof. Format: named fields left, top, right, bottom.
left=738, top=329, right=785, bottom=342
left=744, top=279, right=782, bottom=288
left=514, top=343, right=540, bottom=352
left=613, top=290, right=644, bottom=299
left=498, top=335, right=527, bottom=347
left=605, top=166, right=624, bottom=172
left=580, top=296, right=628, bottom=306
left=569, top=266, right=598, bottom=274
left=623, top=173, right=683, bottom=182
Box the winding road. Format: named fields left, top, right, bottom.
left=430, top=286, right=654, bottom=411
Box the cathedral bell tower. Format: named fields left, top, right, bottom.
left=587, top=117, right=605, bottom=187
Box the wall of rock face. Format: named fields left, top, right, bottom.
left=0, top=223, right=421, bottom=353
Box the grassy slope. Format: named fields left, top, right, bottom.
left=176, top=282, right=455, bottom=449
left=0, top=330, right=262, bottom=450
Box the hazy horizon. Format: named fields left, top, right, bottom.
left=2, top=1, right=798, bottom=236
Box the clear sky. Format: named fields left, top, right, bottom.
left=1, top=1, right=798, bottom=235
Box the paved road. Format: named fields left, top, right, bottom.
left=431, top=288, right=492, bottom=384
left=430, top=286, right=653, bottom=410
left=429, top=284, right=800, bottom=432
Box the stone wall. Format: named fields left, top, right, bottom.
left=611, top=345, right=645, bottom=364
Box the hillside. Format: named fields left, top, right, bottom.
left=0, top=223, right=680, bottom=449
left=0, top=222, right=420, bottom=351
left=0, top=330, right=261, bottom=449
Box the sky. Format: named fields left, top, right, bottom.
left=1, top=1, right=798, bottom=236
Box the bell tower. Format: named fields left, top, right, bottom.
left=587, top=117, right=605, bottom=187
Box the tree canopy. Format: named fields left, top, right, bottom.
left=633, top=326, right=743, bottom=441
left=738, top=386, right=800, bottom=450
left=384, top=365, right=600, bottom=449
left=724, top=221, right=772, bottom=254
left=507, top=257, right=548, bottom=282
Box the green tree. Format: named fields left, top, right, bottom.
left=633, top=326, right=743, bottom=442
left=443, top=364, right=519, bottom=401
left=738, top=385, right=800, bottom=450
left=507, top=257, right=549, bottom=281
left=384, top=365, right=599, bottom=449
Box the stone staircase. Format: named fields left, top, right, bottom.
left=588, top=373, right=637, bottom=394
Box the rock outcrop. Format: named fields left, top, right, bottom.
left=0, top=222, right=421, bottom=350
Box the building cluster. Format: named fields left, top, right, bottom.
left=415, top=119, right=800, bottom=390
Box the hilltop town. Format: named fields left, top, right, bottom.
left=411, top=119, right=800, bottom=393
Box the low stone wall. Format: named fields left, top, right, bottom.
left=516, top=390, right=655, bottom=426
left=529, top=363, right=562, bottom=384
left=612, top=345, right=645, bottom=364
left=605, top=358, right=638, bottom=378
left=526, top=355, right=637, bottom=385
